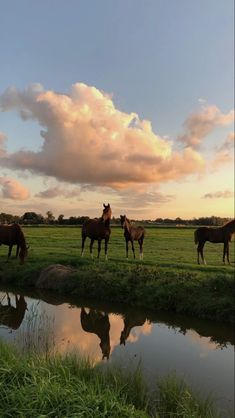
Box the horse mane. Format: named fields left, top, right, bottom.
left=222, top=219, right=235, bottom=229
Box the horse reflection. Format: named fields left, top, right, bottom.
left=0, top=293, right=27, bottom=330
left=120, top=311, right=146, bottom=345
left=80, top=307, right=111, bottom=359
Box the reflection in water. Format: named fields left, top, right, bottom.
left=0, top=293, right=27, bottom=330
left=0, top=288, right=234, bottom=415
left=80, top=308, right=111, bottom=360
left=120, top=311, right=146, bottom=346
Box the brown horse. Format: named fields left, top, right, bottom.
left=80, top=307, right=111, bottom=359
left=0, top=293, right=27, bottom=330
left=120, top=215, right=145, bottom=259
left=0, top=223, right=28, bottom=264
left=81, top=204, right=112, bottom=260
left=194, top=219, right=235, bottom=264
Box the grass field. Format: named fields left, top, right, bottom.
left=0, top=225, right=234, bottom=322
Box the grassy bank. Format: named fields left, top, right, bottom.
left=0, top=226, right=234, bottom=323
left=0, top=340, right=220, bottom=418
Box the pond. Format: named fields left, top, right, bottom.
left=0, top=287, right=234, bottom=416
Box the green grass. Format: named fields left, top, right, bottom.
left=0, top=340, right=221, bottom=418
left=0, top=226, right=234, bottom=322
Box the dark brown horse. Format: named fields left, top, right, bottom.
left=194, top=219, right=235, bottom=264
left=81, top=204, right=112, bottom=260
left=120, top=311, right=146, bottom=346
left=120, top=215, right=145, bottom=259
left=0, top=223, right=28, bottom=264
left=0, top=293, right=27, bottom=330
left=80, top=307, right=111, bottom=359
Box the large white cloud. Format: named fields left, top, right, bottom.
left=0, top=83, right=205, bottom=189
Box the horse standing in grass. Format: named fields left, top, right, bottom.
left=81, top=204, right=112, bottom=260
left=0, top=223, right=28, bottom=264
left=120, top=215, right=145, bottom=259
left=194, top=219, right=235, bottom=264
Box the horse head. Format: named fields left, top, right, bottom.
left=120, top=215, right=126, bottom=229
left=19, top=245, right=29, bottom=264
left=102, top=203, right=112, bottom=222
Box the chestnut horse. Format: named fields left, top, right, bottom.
left=81, top=204, right=112, bottom=260
left=120, top=215, right=145, bottom=259
left=194, top=219, right=235, bottom=264
left=0, top=223, right=28, bottom=264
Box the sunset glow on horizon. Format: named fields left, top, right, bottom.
left=0, top=1, right=234, bottom=219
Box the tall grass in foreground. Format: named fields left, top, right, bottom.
left=0, top=340, right=222, bottom=418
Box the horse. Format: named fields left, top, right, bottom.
left=0, top=223, right=28, bottom=264
left=194, top=219, right=235, bottom=264
left=120, top=311, right=146, bottom=345
left=120, top=215, right=145, bottom=259
left=80, top=307, right=111, bottom=360
left=0, top=293, right=27, bottom=330
left=81, top=203, right=112, bottom=260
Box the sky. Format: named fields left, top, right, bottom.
left=0, top=0, right=234, bottom=219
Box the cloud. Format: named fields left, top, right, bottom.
left=0, top=176, right=30, bottom=200
left=178, top=105, right=234, bottom=148
left=218, top=131, right=235, bottom=151
left=35, top=185, right=81, bottom=199
left=0, top=131, right=7, bottom=157
left=0, top=83, right=205, bottom=189
left=115, top=188, right=175, bottom=210
left=203, top=190, right=234, bottom=199
left=210, top=132, right=235, bottom=169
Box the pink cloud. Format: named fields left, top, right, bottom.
left=0, top=83, right=205, bottom=189
left=178, top=106, right=234, bottom=148
left=0, top=176, right=30, bottom=200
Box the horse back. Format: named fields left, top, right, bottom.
left=82, top=219, right=110, bottom=240
left=0, top=224, right=17, bottom=245
left=195, top=226, right=227, bottom=243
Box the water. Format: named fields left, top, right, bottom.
left=0, top=288, right=234, bottom=416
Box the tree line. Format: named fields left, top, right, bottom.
left=0, top=211, right=231, bottom=226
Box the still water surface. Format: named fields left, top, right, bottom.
left=0, top=288, right=234, bottom=416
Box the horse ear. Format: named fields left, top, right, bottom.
left=103, top=203, right=106, bottom=208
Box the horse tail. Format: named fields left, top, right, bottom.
left=194, top=229, right=198, bottom=245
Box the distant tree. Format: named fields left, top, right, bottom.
left=21, top=212, right=44, bottom=224
left=0, top=212, right=20, bottom=224
left=46, top=211, right=55, bottom=224
left=58, top=214, right=64, bottom=224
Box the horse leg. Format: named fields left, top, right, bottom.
left=131, top=240, right=135, bottom=259
left=16, top=244, right=19, bottom=259
left=89, top=239, right=94, bottom=259
left=125, top=239, right=129, bottom=259
left=138, top=238, right=144, bottom=260
left=227, top=243, right=230, bottom=264
left=105, top=237, right=109, bottom=261
left=97, top=239, right=101, bottom=259
left=7, top=245, right=13, bottom=261
left=223, top=242, right=230, bottom=264
left=81, top=235, right=86, bottom=257
left=197, top=241, right=206, bottom=264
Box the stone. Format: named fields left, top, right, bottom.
left=36, top=264, right=76, bottom=290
